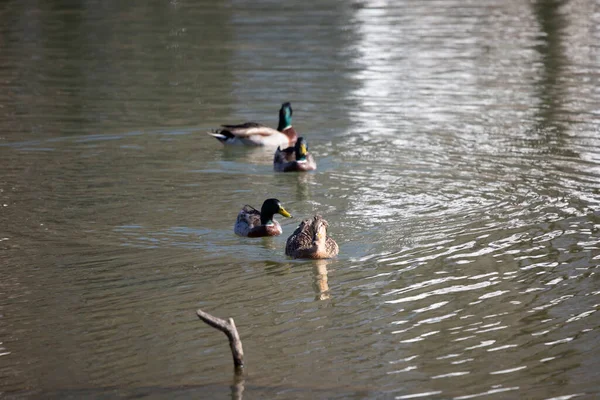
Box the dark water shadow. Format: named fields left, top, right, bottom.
left=525, top=0, right=578, bottom=158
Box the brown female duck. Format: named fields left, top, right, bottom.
left=285, top=215, right=339, bottom=259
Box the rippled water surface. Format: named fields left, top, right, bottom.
left=1, top=0, right=600, bottom=399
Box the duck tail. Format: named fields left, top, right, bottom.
left=207, top=129, right=233, bottom=143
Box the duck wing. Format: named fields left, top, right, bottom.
left=220, top=122, right=264, bottom=130
left=285, top=218, right=313, bottom=255
left=238, top=205, right=261, bottom=226
left=274, top=146, right=296, bottom=167
left=220, top=122, right=283, bottom=138
left=325, top=236, right=339, bottom=257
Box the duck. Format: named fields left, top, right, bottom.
left=234, top=198, right=293, bottom=237
left=274, top=137, right=317, bottom=172
left=208, top=102, right=298, bottom=147
left=285, top=215, right=339, bottom=259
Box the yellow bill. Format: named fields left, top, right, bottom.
left=279, top=207, right=292, bottom=218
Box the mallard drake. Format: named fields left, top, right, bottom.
left=274, top=137, right=317, bottom=172
left=234, top=198, right=293, bottom=237
left=285, top=215, right=339, bottom=259
left=208, top=102, right=298, bottom=147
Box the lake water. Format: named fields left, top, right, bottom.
left=1, top=0, right=600, bottom=399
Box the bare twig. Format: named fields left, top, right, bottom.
left=196, top=309, right=244, bottom=369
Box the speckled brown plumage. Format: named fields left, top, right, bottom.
left=285, top=215, right=339, bottom=259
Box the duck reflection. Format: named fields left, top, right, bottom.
left=261, top=259, right=331, bottom=300
left=221, top=146, right=276, bottom=165
left=259, top=237, right=280, bottom=251
left=312, top=259, right=332, bottom=301
left=272, top=164, right=315, bottom=201
left=294, top=172, right=314, bottom=201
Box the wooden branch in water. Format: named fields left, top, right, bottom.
left=196, top=309, right=244, bottom=369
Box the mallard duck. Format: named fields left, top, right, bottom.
left=234, top=198, right=293, bottom=237
left=208, top=102, right=297, bottom=147
left=285, top=215, right=339, bottom=259
left=274, top=137, right=317, bottom=172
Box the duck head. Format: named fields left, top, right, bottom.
left=311, top=216, right=329, bottom=247
left=295, top=137, right=308, bottom=161
left=260, top=198, right=293, bottom=225
left=277, top=102, right=293, bottom=131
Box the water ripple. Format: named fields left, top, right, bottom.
left=2, top=0, right=600, bottom=398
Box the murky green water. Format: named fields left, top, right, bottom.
left=1, top=0, right=600, bottom=399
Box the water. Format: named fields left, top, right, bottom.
left=1, top=0, right=600, bottom=398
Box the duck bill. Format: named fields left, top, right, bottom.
left=313, top=232, right=323, bottom=246
left=279, top=207, right=292, bottom=218
left=299, top=143, right=307, bottom=157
